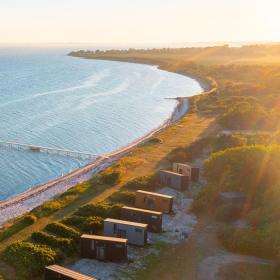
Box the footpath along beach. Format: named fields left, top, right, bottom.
left=0, top=97, right=191, bottom=226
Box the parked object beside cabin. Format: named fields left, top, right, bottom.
left=80, top=234, right=128, bottom=262
left=160, top=170, right=189, bottom=190
left=121, top=206, right=162, bottom=233
left=135, top=190, right=173, bottom=213
left=172, top=162, right=200, bottom=182
left=45, top=265, right=95, bottom=280
left=104, top=218, right=148, bottom=246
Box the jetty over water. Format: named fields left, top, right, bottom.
left=0, top=141, right=106, bottom=160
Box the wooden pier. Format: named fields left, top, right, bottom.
left=0, top=141, right=106, bottom=160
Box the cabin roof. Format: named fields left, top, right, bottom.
left=136, top=190, right=173, bottom=199
left=81, top=234, right=128, bottom=243
left=160, top=170, right=187, bottom=177
left=104, top=218, right=148, bottom=228
left=46, top=265, right=96, bottom=280
left=174, top=162, right=192, bottom=168
left=122, top=206, right=162, bottom=215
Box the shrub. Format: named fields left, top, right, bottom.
left=32, top=200, right=64, bottom=218
left=217, top=226, right=278, bottom=259
left=191, top=185, right=217, bottom=213
left=99, top=165, right=125, bottom=185
left=0, top=214, right=37, bottom=242
left=213, top=134, right=247, bottom=152
left=122, top=175, right=160, bottom=191
left=79, top=216, right=103, bottom=232
left=215, top=204, right=242, bottom=222
left=145, top=137, right=162, bottom=145
left=75, top=202, right=122, bottom=219
left=31, top=231, right=75, bottom=255
left=45, top=222, right=80, bottom=241
left=108, top=191, right=136, bottom=205
left=3, top=241, right=58, bottom=276
left=61, top=215, right=86, bottom=228
left=62, top=215, right=103, bottom=233
left=219, top=102, right=268, bottom=130
left=22, top=214, right=37, bottom=225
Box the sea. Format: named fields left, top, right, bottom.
left=0, top=47, right=202, bottom=200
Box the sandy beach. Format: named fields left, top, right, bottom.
left=0, top=97, right=191, bottom=226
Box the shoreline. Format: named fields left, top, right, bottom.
left=0, top=60, right=209, bottom=226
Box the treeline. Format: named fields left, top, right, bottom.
left=192, top=143, right=280, bottom=276
left=69, top=44, right=280, bottom=59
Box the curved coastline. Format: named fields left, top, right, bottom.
left=0, top=60, right=208, bottom=226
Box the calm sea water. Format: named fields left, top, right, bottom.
left=0, top=48, right=202, bottom=200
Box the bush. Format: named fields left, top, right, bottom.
left=108, top=191, right=136, bottom=205
left=145, top=137, right=162, bottom=145
left=99, top=165, right=125, bottom=185
left=32, top=200, right=64, bottom=218
left=79, top=216, right=103, bottom=232
left=62, top=215, right=103, bottom=233
left=191, top=185, right=217, bottom=213
left=22, top=214, right=37, bottom=225
left=3, top=241, right=58, bottom=276
left=213, top=134, right=247, bottom=152
left=122, top=175, right=160, bottom=191
left=217, top=226, right=278, bottom=259
left=75, top=202, right=122, bottom=219
left=31, top=231, right=75, bottom=255
left=0, top=214, right=37, bottom=242
left=45, top=222, right=80, bottom=241
left=219, top=102, right=268, bottom=130
left=215, top=204, right=242, bottom=222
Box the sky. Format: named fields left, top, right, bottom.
left=0, top=0, right=279, bottom=45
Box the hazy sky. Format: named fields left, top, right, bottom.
left=0, top=0, right=279, bottom=44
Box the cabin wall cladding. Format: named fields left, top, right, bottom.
left=172, top=163, right=200, bottom=182
left=121, top=206, right=163, bottom=233
left=160, top=170, right=189, bottom=190
left=81, top=234, right=128, bottom=262
left=104, top=218, right=148, bottom=246
left=45, top=265, right=96, bottom=280
left=135, top=190, right=173, bottom=213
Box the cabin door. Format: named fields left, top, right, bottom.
left=117, top=229, right=127, bottom=239
left=96, top=246, right=105, bottom=260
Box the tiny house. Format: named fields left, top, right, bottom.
left=80, top=234, right=127, bottom=262
left=172, top=163, right=200, bottom=182
left=160, top=170, right=189, bottom=190
left=121, top=206, right=163, bottom=233
left=135, top=190, right=173, bottom=213
left=104, top=218, right=148, bottom=246
left=45, top=265, right=95, bottom=280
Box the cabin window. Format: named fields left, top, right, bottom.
left=152, top=215, right=158, bottom=219
left=115, top=244, right=123, bottom=248
left=135, top=228, right=142, bottom=233
left=113, top=224, right=117, bottom=233
left=91, top=240, right=95, bottom=250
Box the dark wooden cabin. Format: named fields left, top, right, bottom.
left=160, top=170, right=189, bottom=190
left=80, top=234, right=128, bottom=262
left=121, top=206, right=163, bottom=233
left=135, top=190, right=173, bottom=213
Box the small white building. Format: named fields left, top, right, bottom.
left=104, top=218, right=148, bottom=246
